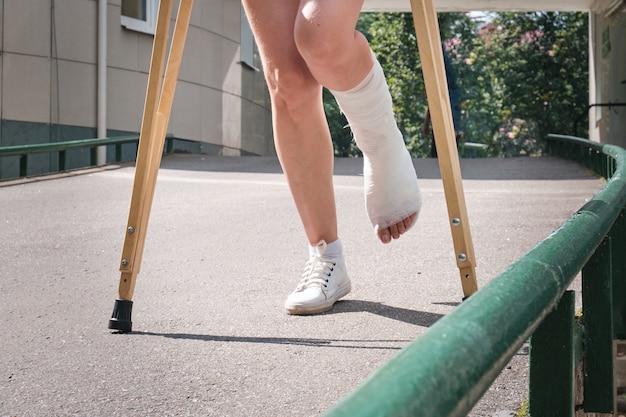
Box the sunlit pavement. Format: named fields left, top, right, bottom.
left=0, top=154, right=604, bottom=416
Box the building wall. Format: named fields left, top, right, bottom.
left=590, top=0, right=626, bottom=147
left=0, top=0, right=273, bottom=178
left=602, top=10, right=626, bottom=147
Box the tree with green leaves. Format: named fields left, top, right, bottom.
left=484, top=12, right=589, bottom=154
left=325, top=11, right=589, bottom=158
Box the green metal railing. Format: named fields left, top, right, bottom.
left=0, top=134, right=174, bottom=179
left=322, top=134, right=626, bottom=417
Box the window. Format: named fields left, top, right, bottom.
left=121, top=0, right=158, bottom=35
left=240, top=8, right=259, bottom=71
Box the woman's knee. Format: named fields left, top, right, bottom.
left=293, top=17, right=338, bottom=67
left=294, top=1, right=362, bottom=66
left=264, top=63, right=319, bottom=111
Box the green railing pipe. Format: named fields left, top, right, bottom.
left=0, top=134, right=174, bottom=178
left=0, top=135, right=140, bottom=157
left=322, top=136, right=626, bottom=417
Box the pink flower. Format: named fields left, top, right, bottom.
left=444, top=37, right=462, bottom=51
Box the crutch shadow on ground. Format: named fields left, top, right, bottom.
left=326, top=300, right=445, bottom=328
left=130, top=331, right=411, bottom=350
left=127, top=301, right=445, bottom=350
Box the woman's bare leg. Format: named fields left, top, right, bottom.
left=243, top=0, right=419, bottom=246
left=242, top=0, right=338, bottom=246
left=242, top=0, right=420, bottom=315
left=294, top=0, right=421, bottom=243
left=243, top=0, right=355, bottom=315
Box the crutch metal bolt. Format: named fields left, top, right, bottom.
left=108, top=0, right=194, bottom=333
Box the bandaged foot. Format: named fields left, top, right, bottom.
left=331, top=52, right=422, bottom=243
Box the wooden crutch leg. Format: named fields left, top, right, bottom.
left=109, top=0, right=195, bottom=332
left=410, top=0, right=479, bottom=298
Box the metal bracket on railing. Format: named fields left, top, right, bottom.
left=574, top=102, right=626, bottom=136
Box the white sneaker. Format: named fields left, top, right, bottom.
left=284, top=240, right=351, bottom=315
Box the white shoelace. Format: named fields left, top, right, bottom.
left=295, top=256, right=337, bottom=292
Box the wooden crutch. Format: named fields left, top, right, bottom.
left=109, top=0, right=194, bottom=332
left=410, top=0, right=479, bottom=298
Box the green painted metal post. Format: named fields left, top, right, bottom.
left=582, top=237, right=615, bottom=413
left=90, top=146, right=98, bottom=166
left=19, top=154, right=27, bottom=177
left=59, top=150, right=66, bottom=171
left=611, top=210, right=626, bottom=339
left=599, top=150, right=606, bottom=177
left=529, top=291, right=576, bottom=417
left=115, top=143, right=122, bottom=162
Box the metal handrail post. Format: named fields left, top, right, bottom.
left=529, top=291, right=576, bottom=417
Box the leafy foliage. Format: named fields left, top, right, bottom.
left=478, top=12, right=589, bottom=154
left=368, top=13, right=429, bottom=156
left=325, top=11, right=589, bottom=157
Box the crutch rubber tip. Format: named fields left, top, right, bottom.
left=108, top=299, right=133, bottom=333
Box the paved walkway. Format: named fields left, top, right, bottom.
left=0, top=155, right=604, bottom=417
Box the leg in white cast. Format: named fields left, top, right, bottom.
left=331, top=52, right=422, bottom=243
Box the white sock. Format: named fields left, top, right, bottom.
left=330, top=52, right=422, bottom=232
left=309, top=238, right=343, bottom=260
